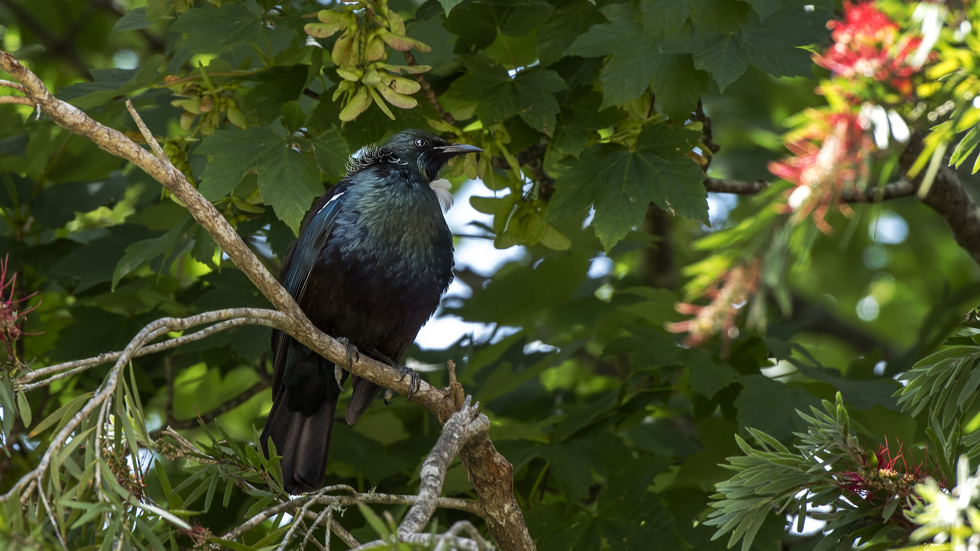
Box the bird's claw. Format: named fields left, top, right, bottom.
left=398, top=365, right=422, bottom=400
left=337, top=337, right=360, bottom=369
left=383, top=366, right=422, bottom=406
left=334, top=365, right=345, bottom=391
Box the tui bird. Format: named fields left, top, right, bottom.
left=260, top=129, right=482, bottom=494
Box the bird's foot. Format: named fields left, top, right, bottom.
left=384, top=365, right=422, bottom=405
left=337, top=337, right=360, bottom=368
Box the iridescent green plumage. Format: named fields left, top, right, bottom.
left=260, top=130, right=481, bottom=493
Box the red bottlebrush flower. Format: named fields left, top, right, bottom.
left=768, top=109, right=874, bottom=233
left=0, top=255, right=40, bottom=362
left=836, top=437, right=945, bottom=507
left=814, top=1, right=923, bottom=96
left=666, top=259, right=761, bottom=347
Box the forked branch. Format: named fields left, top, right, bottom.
left=0, top=50, right=532, bottom=550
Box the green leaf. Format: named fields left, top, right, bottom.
left=791, top=362, right=899, bottom=411
left=553, top=87, right=621, bottom=157
left=135, top=516, right=168, bottom=551
left=682, top=2, right=830, bottom=90
left=15, top=390, right=31, bottom=428
left=203, top=470, right=219, bottom=512
left=438, top=0, right=466, bottom=16
left=0, top=135, right=28, bottom=158
left=444, top=4, right=499, bottom=54
left=527, top=457, right=686, bottom=551
left=33, top=172, right=128, bottom=228
left=57, top=55, right=165, bottom=109
left=547, top=123, right=706, bottom=250
left=951, top=125, right=980, bottom=169
left=568, top=0, right=696, bottom=109
left=357, top=503, right=391, bottom=538
left=197, top=127, right=323, bottom=232
left=743, top=0, right=782, bottom=21
left=610, top=325, right=739, bottom=399
left=111, top=215, right=195, bottom=289
left=47, top=224, right=155, bottom=294
left=29, top=392, right=94, bottom=437
left=311, top=126, right=350, bottom=179
left=453, top=253, right=590, bottom=325
left=650, top=54, right=710, bottom=121
left=449, top=56, right=566, bottom=134
left=536, top=0, right=603, bottom=68
left=257, top=148, right=322, bottom=235
left=241, top=66, right=310, bottom=126
left=735, top=375, right=822, bottom=441
left=280, top=101, right=306, bottom=135
left=171, top=4, right=263, bottom=53
left=112, top=7, right=152, bottom=34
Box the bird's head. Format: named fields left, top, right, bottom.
left=381, top=129, right=483, bottom=183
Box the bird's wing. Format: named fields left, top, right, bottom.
left=271, top=183, right=350, bottom=395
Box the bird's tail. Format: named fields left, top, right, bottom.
left=261, top=394, right=336, bottom=494
left=261, top=353, right=339, bottom=494
left=346, top=376, right=381, bottom=425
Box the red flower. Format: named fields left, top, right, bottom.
left=837, top=437, right=944, bottom=503
left=666, top=260, right=761, bottom=347
left=0, top=255, right=40, bottom=362
left=814, top=1, right=922, bottom=96
left=768, top=110, right=873, bottom=233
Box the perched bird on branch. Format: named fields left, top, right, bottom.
left=260, top=129, right=482, bottom=493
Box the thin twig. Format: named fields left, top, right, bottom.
left=0, top=96, right=34, bottom=106
left=222, top=490, right=483, bottom=543
left=403, top=51, right=454, bottom=126
left=16, top=310, right=286, bottom=388
left=37, top=487, right=68, bottom=549
left=0, top=79, right=26, bottom=93
left=277, top=495, right=319, bottom=551
left=126, top=99, right=167, bottom=161
left=301, top=505, right=333, bottom=551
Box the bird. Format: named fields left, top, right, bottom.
left=260, top=129, right=482, bottom=494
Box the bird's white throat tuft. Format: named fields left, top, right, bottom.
left=429, top=178, right=454, bottom=213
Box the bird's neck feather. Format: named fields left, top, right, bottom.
left=347, top=172, right=450, bottom=261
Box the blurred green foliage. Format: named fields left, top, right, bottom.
left=2, top=0, right=980, bottom=550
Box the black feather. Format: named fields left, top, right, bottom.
left=260, top=129, right=481, bottom=494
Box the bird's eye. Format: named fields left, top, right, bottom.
left=414, top=138, right=426, bottom=147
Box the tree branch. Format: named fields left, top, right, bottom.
left=0, top=96, right=34, bottom=106
left=0, top=51, right=533, bottom=550
left=899, top=133, right=980, bottom=266
left=14, top=309, right=285, bottom=390
left=2, top=313, right=173, bottom=502
left=702, top=177, right=916, bottom=201
left=399, top=397, right=488, bottom=535
left=459, top=427, right=534, bottom=551
left=790, top=294, right=900, bottom=361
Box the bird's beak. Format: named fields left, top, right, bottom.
left=434, top=143, right=483, bottom=156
